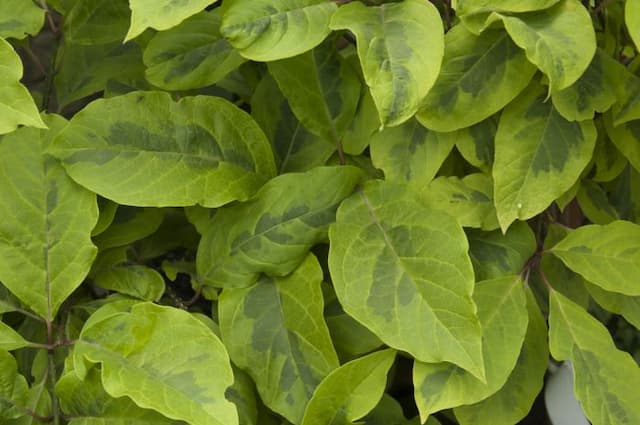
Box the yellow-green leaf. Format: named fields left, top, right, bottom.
left=549, top=290, right=640, bottom=425
left=329, top=181, right=484, bottom=378
left=220, top=0, right=336, bottom=61
left=330, top=0, right=444, bottom=127
left=0, top=0, right=44, bottom=39
left=551, top=221, right=640, bottom=296
left=125, top=0, right=216, bottom=41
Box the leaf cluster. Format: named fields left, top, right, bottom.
left=0, top=0, right=639, bottom=424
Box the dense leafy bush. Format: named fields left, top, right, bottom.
left=0, top=0, right=639, bottom=424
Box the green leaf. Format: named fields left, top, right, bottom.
left=586, top=283, right=640, bottom=330
left=300, top=349, right=395, bottom=425
left=219, top=0, right=337, bottom=61
left=329, top=180, right=484, bottom=378
left=455, top=0, right=560, bottom=16
left=576, top=180, right=619, bottom=225
left=0, top=322, right=29, bottom=351
left=6, top=376, right=50, bottom=425
left=92, top=198, right=119, bottom=237
left=50, top=91, right=276, bottom=207
left=323, top=283, right=383, bottom=361
left=143, top=10, right=245, bottom=91
left=549, top=290, right=640, bottom=425
left=197, top=166, right=362, bottom=290
left=0, top=116, right=97, bottom=320
left=227, top=366, right=258, bottom=425
left=493, top=81, right=597, bottom=231
left=93, top=206, right=164, bottom=250
left=364, top=394, right=420, bottom=425
left=341, top=88, right=380, bottom=155
left=93, top=265, right=165, bottom=301
left=591, top=130, right=627, bottom=183
left=370, top=119, right=454, bottom=186
left=416, top=25, right=536, bottom=132
left=419, top=173, right=499, bottom=230
left=251, top=75, right=335, bottom=173
left=0, top=350, right=29, bottom=420
left=0, top=38, right=46, bottom=134
left=125, top=0, right=216, bottom=41
left=413, top=276, right=528, bottom=422
left=501, top=0, right=596, bottom=92
left=551, top=49, right=622, bottom=121
left=329, top=0, right=444, bottom=127
left=626, top=0, right=640, bottom=51
left=55, top=40, right=145, bottom=108
left=63, top=0, right=130, bottom=44
left=57, top=366, right=179, bottom=424
left=604, top=112, right=640, bottom=174
left=454, top=288, right=548, bottom=425
left=268, top=40, right=360, bottom=144
left=219, top=255, right=339, bottom=424
left=550, top=220, right=640, bottom=296
left=74, top=302, right=238, bottom=425
left=467, top=221, right=537, bottom=281
left=0, top=0, right=44, bottom=39
left=453, top=116, right=497, bottom=173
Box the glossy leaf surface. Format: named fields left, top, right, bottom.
left=219, top=255, right=338, bottom=424
left=329, top=180, right=484, bottom=378
left=0, top=116, right=97, bottom=320
left=197, top=166, right=362, bottom=290
left=330, top=0, right=444, bottom=127
left=220, top=0, right=336, bottom=61
left=416, top=25, right=536, bottom=132
left=551, top=221, right=640, bottom=296
left=143, top=11, right=245, bottom=91
left=300, top=349, right=396, bottom=425
left=493, top=82, right=596, bottom=230
left=74, top=302, right=238, bottom=425
left=549, top=290, right=640, bottom=425
left=50, top=91, right=276, bottom=207
left=413, top=276, right=528, bottom=421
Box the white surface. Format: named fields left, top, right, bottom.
left=544, top=362, right=590, bottom=425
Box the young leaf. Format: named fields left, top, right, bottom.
left=0, top=321, right=30, bottom=351
left=0, top=116, right=97, bottom=321
left=493, top=81, right=596, bottom=230
left=267, top=40, right=360, bottom=144
left=143, top=10, right=245, bottom=91
left=550, top=221, right=640, bottom=296
left=329, top=0, right=444, bottom=127
left=626, top=0, right=640, bottom=51
left=501, top=0, right=596, bottom=92
left=74, top=302, right=238, bottom=425
left=219, top=255, right=339, bottom=424
left=0, top=350, right=30, bottom=420
left=197, top=166, right=363, bottom=290
left=125, top=0, right=216, bottom=41
left=467, top=221, right=537, bottom=281
left=413, top=276, right=528, bottom=422
left=419, top=173, right=500, bottom=230
left=369, top=119, right=454, bottom=186
left=416, top=25, right=536, bottom=132
left=219, top=0, right=337, bottom=61
left=0, top=38, right=46, bottom=134
left=548, top=290, right=640, bottom=425
left=0, top=0, right=44, bottom=39
left=551, top=49, right=622, bottom=121
left=455, top=0, right=560, bottom=16
left=251, top=75, right=335, bottom=173
left=329, top=181, right=484, bottom=378
left=63, top=0, right=130, bottom=44
left=341, top=88, right=380, bottom=155
left=50, top=91, right=276, bottom=207
left=300, top=349, right=396, bottom=425
left=364, top=394, right=421, bottom=425
left=453, top=288, right=548, bottom=425
left=93, top=265, right=165, bottom=301
left=57, top=367, right=178, bottom=424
